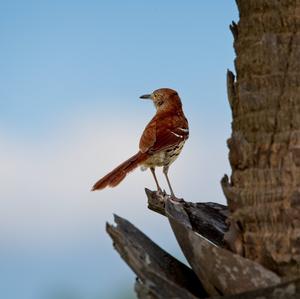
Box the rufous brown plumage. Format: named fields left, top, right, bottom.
left=92, top=88, right=189, bottom=199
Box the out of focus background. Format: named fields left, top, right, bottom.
left=0, top=1, right=238, bottom=298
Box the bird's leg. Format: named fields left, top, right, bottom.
left=163, top=166, right=183, bottom=202
left=150, top=167, right=162, bottom=193
left=163, top=165, right=175, bottom=198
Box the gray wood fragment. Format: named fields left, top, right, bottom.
left=165, top=200, right=281, bottom=296
left=212, top=278, right=300, bottom=299
left=146, top=188, right=228, bottom=247
left=106, top=214, right=207, bottom=299
left=145, top=188, right=166, bottom=216
left=135, top=278, right=158, bottom=299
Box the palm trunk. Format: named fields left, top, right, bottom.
left=223, top=0, right=300, bottom=277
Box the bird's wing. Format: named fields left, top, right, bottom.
left=139, top=118, right=157, bottom=153
left=139, top=114, right=189, bottom=154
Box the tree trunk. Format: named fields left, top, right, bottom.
left=223, top=0, right=300, bottom=277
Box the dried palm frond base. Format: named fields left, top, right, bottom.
left=106, top=189, right=300, bottom=299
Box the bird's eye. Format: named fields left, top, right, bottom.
left=157, top=99, right=163, bottom=106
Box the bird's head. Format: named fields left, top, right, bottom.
left=140, top=88, right=182, bottom=112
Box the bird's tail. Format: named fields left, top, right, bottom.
left=91, top=151, right=148, bottom=191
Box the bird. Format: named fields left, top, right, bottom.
left=91, top=88, right=189, bottom=199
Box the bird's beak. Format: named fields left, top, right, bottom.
left=139, top=94, right=152, bottom=100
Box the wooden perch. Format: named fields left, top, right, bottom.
left=106, top=214, right=207, bottom=299
left=146, top=188, right=228, bottom=247
left=146, top=190, right=281, bottom=296
left=106, top=190, right=300, bottom=298
left=166, top=200, right=281, bottom=296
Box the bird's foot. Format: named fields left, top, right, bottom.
left=169, top=194, right=184, bottom=203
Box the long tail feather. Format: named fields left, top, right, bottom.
left=91, top=152, right=148, bottom=191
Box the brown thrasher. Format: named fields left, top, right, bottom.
left=92, top=88, right=189, bottom=199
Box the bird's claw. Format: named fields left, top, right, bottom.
left=169, top=195, right=184, bottom=203
left=155, top=189, right=184, bottom=204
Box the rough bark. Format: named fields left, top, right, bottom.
left=223, top=0, right=300, bottom=277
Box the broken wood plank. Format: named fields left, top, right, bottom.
left=146, top=188, right=228, bottom=247
left=106, top=214, right=207, bottom=299
left=165, top=200, right=281, bottom=296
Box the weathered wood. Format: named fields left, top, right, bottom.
left=106, top=214, right=207, bottom=299
left=165, top=200, right=281, bottom=296
left=135, top=278, right=158, bottom=299
left=212, top=277, right=300, bottom=299
left=145, top=188, right=166, bottom=216
left=145, top=189, right=281, bottom=296
left=146, top=188, right=228, bottom=247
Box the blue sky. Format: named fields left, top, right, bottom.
left=0, top=1, right=238, bottom=298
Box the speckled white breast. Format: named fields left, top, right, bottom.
left=140, top=141, right=185, bottom=170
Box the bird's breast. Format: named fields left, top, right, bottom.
left=140, top=141, right=185, bottom=170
